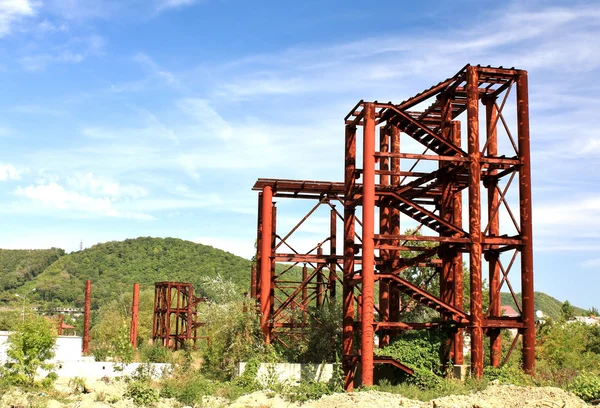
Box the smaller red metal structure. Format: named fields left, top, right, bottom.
left=152, top=282, right=207, bottom=350
left=82, top=279, right=91, bottom=354
left=130, top=283, right=140, bottom=349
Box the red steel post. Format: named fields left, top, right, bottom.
left=317, top=247, right=324, bottom=308
left=379, top=126, right=390, bottom=347
left=517, top=70, right=535, bottom=373
left=260, top=186, right=274, bottom=344
left=485, top=95, right=502, bottom=367
left=83, top=279, right=91, bottom=355
left=361, top=102, right=376, bottom=386
left=389, top=125, right=401, bottom=327
left=57, top=314, right=64, bottom=336
left=451, top=121, right=464, bottom=365
left=130, top=283, right=140, bottom=349
left=467, top=66, right=484, bottom=378
left=343, top=124, right=357, bottom=391
left=329, top=206, right=337, bottom=299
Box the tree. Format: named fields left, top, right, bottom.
left=588, top=306, right=599, bottom=317
left=2, top=315, right=57, bottom=385
left=561, top=300, right=575, bottom=321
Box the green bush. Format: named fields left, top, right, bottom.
left=1, top=315, right=57, bottom=386
left=141, top=343, right=172, bottom=363
left=484, top=366, right=532, bottom=386
left=567, top=372, right=600, bottom=402
left=126, top=381, right=160, bottom=406
left=160, top=371, right=216, bottom=405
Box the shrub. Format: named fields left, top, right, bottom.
left=567, top=372, right=600, bottom=402
left=484, top=366, right=532, bottom=386
left=160, top=371, right=216, bottom=405
left=1, top=315, right=57, bottom=386
left=126, top=381, right=160, bottom=406
left=141, top=343, right=172, bottom=363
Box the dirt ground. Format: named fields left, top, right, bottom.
left=0, top=380, right=591, bottom=408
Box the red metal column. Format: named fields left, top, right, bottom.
left=317, top=247, right=324, bottom=308
left=343, top=124, right=356, bottom=391
left=260, top=186, right=273, bottom=344
left=361, top=102, right=376, bottom=386
left=379, top=126, right=391, bottom=348
left=517, top=70, right=535, bottom=373
left=130, top=283, right=140, bottom=349
left=57, top=315, right=64, bottom=336
left=467, top=66, right=484, bottom=378
left=451, top=121, right=464, bottom=365
left=83, top=279, right=91, bottom=355
left=329, top=206, right=337, bottom=299
left=389, top=125, right=401, bottom=327
left=485, top=95, right=502, bottom=367
left=302, top=264, right=308, bottom=322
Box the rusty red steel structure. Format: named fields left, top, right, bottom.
left=152, top=282, right=208, bottom=350
left=130, top=283, right=140, bottom=349
left=251, top=64, right=534, bottom=390
left=82, top=279, right=91, bottom=355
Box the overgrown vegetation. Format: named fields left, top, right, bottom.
left=1, top=315, right=57, bottom=387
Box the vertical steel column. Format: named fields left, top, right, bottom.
left=517, top=70, right=535, bottom=373
left=451, top=121, right=464, bottom=365
left=343, top=124, right=356, bottom=391
left=467, top=66, right=484, bottom=378
left=130, top=283, right=140, bottom=349
left=361, top=102, right=376, bottom=386
left=260, top=186, right=273, bottom=344
left=256, top=192, right=263, bottom=305
left=83, top=279, right=91, bottom=355
left=187, top=285, right=194, bottom=347
left=250, top=264, right=257, bottom=299
left=271, top=203, right=277, bottom=319
left=485, top=95, right=502, bottom=367
left=379, top=126, right=390, bottom=348
left=57, top=314, right=64, bottom=336
left=317, top=247, right=324, bottom=308
left=329, top=206, right=337, bottom=299
left=389, top=125, right=401, bottom=326
left=302, top=264, right=308, bottom=322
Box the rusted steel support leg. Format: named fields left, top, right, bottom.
left=467, top=66, right=484, bottom=378
left=329, top=206, right=337, bottom=299
left=361, top=102, right=376, bottom=387
left=389, top=125, right=401, bottom=333
left=256, top=192, right=263, bottom=306
left=343, top=123, right=357, bottom=391
left=130, top=283, right=140, bottom=349
left=260, top=186, right=274, bottom=345
left=485, top=95, right=502, bottom=367
left=83, top=279, right=91, bottom=355
left=57, top=315, right=63, bottom=336
left=451, top=121, right=464, bottom=365
left=302, top=264, right=308, bottom=322
left=517, top=70, right=535, bottom=373
left=317, top=247, right=324, bottom=308
left=343, top=208, right=356, bottom=391
left=270, top=203, right=277, bottom=321
left=250, top=264, right=257, bottom=299
left=379, top=126, right=391, bottom=347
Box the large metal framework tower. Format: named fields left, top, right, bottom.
left=152, top=282, right=207, bottom=350
left=252, top=64, right=534, bottom=390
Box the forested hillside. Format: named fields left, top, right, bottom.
left=500, top=291, right=586, bottom=321
left=0, top=248, right=65, bottom=302
left=2, top=237, right=251, bottom=309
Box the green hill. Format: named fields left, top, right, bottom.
left=0, top=248, right=65, bottom=302
left=500, top=291, right=587, bottom=321
left=3, top=237, right=251, bottom=309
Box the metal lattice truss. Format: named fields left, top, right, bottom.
left=251, top=64, right=534, bottom=390
left=152, top=282, right=207, bottom=350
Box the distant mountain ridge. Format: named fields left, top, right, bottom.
left=0, top=237, right=251, bottom=308
left=0, top=238, right=589, bottom=318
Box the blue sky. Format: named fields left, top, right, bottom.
left=0, top=0, right=599, bottom=309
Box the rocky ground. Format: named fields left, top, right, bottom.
left=0, top=380, right=591, bottom=408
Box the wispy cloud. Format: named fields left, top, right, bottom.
left=0, top=163, right=22, bottom=181
left=0, top=0, right=37, bottom=36
left=20, top=34, right=105, bottom=71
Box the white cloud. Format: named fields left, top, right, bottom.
left=580, top=258, right=600, bottom=269
left=20, top=35, right=105, bottom=71
left=14, top=181, right=153, bottom=220
left=66, top=172, right=147, bottom=199
left=155, top=0, right=198, bottom=12
left=0, top=0, right=36, bottom=36
left=0, top=163, right=22, bottom=180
